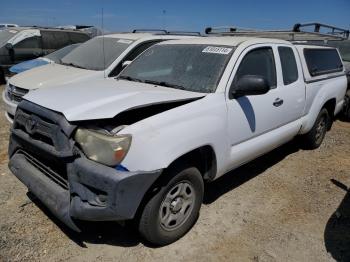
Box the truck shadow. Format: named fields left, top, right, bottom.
left=203, top=140, right=300, bottom=204
left=27, top=139, right=301, bottom=248
left=324, top=179, right=350, bottom=261
left=28, top=192, right=141, bottom=248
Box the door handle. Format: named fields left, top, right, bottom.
left=273, top=98, right=284, bottom=107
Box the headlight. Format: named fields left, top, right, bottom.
left=75, top=128, right=131, bottom=166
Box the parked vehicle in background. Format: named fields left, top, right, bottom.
left=2, top=31, right=200, bottom=122
left=55, top=25, right=103, bottom=38
left=0, top=27, right=91, bottom=84
left=326, top=40, right=350, bottom=120
left=0, top=24, right=19, bottom=29
left=9, top=43, right=80, bottom=74
left=8, top=35, right=347, bottom=245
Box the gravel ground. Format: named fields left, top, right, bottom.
left=0, top=84, right=349, bottom=262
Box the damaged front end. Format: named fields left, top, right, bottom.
left=8, top=100, right=163, bottom=231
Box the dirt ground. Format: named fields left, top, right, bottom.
left=0, top=84, right=349, bottom=262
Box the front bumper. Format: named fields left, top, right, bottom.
left=8, top=101, right=162, bottom=232
left=9, top=149, right=161, bottom=231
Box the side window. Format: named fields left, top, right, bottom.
left=42, top=31, right=70, bottom=50
left=109, top=41, right=162, bottom=77
left=278, top=46, right=298, bottom=85
left=41, top=31, right=56, bottom=49
left=304, top=48, right=343, bottom=76
left=52, top=31, right=70, bottom=49
left=69, top=33, right=89, bottom=44
left=235, top=47, right=277, bottom=88
left=14, top=36, right=41, bottom=49
left=125, top=41, right=161, bottom=61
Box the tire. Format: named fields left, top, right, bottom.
left=138, top=165, right=204, bottom=246
left=0, top=68, right=5, bottom=85
left=343, top=90, right=350, bottom=121
left=302, top=108, right=329, bottom=149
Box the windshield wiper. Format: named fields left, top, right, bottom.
left=61, top=62, right=86, bottom=69
left=117, top=75, right=144, bottom=83
left=144, top=80, right=186, bottom=90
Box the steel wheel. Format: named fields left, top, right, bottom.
left=315, top=114, right=327, bottom=145
left=159, top=181, right=196, bottom=231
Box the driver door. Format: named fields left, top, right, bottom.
left=225, top=44, right=302, bottom=170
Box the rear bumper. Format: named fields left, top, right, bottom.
left=9, top=136, right=162, bottom=232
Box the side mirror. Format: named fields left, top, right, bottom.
left=122, top=60, right=132, bottom=68
left=5, top=43, right=13, bottom=50
left=230, top=75, right=270, bottom=99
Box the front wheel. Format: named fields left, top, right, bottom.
left=138, top=165, right=204, bottom=246
left=302, top=108, right=329, bottom=149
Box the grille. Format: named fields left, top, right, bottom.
left=12, top=103, right=75, bottom=190
left=18, top=150, right=69, bottom=190
left=7, top=84, right=29, bottom=103
left=15, top=109, right=55, bottom=147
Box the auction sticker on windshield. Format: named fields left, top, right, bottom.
left=202, top=46, right=232, bottom=55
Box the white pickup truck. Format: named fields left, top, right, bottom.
left=8, top=37, right=347, bottom=245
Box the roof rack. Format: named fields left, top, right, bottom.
left=293, top=23, right=349, bottom=38
left=132, top=29, right=201, bottom=36
left=205, top=23, right=349, bottom=41
left=167, top=31, right=201, bottom=36
left=132, top=29, right=168, bottom=34
left=29, top=25, right=83, bottom=31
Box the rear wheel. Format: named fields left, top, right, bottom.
left=343, top=90, right=350, bottom=121
left=138, top=165, right=204, bottom=246
left=0, top=68, right=5, bottom=85
left=302, top=108, right=329, bottom=149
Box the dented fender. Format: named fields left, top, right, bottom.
left=119, top=93, right=230, bottom=177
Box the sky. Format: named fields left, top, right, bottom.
left=0, top=0, right=349, bottom=33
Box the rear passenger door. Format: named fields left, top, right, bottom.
left=225, top=44, right=304, bottom=170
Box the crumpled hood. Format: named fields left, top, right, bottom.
left=9, top=63, right=98, bottom=90
left=24, top=78, right=206, bottom=121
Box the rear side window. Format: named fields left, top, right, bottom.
left=41, top=31, right=56, bottom=49
left=235, top=47, right=277, bottom=88
left=304, top=48, right=343, bottom=76
left=69, top=32, right=89, bottom=43
left=42, top=31, right=71, bottom=49
left=51, top=31, right=70, bottom=49
left=278, top=47, right=298, bottom=85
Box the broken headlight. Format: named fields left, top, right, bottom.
left=74, top=128, right=131, bottom=166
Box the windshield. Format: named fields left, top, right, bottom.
left=118, top=44, right=234, bottom=93
left=61, top=37, right=134, bottom=70
left=327, top=40, right=350, bottom=62
left=45, top=43, right=80, bottom=63
left=0, top=29, right=18, bottom=46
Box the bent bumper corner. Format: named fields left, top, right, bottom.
left=9, top=151, right=162, bottom=232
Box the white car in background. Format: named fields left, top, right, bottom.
left=3, top=32, right=199, bottom=122
left=0, top=24, right=19, bottom=29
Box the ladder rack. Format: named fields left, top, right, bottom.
left=205, top=23, right=349, bottom=41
